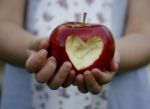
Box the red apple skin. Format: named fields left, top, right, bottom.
left=48, top=22, right=115, bottom=73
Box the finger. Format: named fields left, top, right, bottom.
left=35, top=56, right=57, bottom=83
left=72, top=78, right=77, bottom=86
left=28, top=37, right=49, bottom=51
left=62, top=70, right=76, bottom=88
left=48, top=61, right=72, bottom=90
left=114, top=50, right=120, bottom=64
left=84, top=70, right=102, bottom=95
left=26, top=50, right=33, bottom=59
left=40, top=38, right=49, bottom=49
left=109, top=58, right=118, bottom=72
left=108, top=50, right=120, bottom=72
left=92, top=68, right=115, bottom=85
left=76, top=74, right=88, bottom=93
left=25, top=49, right=48, bottom=73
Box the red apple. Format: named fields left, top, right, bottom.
left=48, top=17, right=115, bottom=73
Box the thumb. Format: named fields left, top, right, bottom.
left=109, top=50, right=120, bottom=72
left=25, top=49, right=48, bottom=73
left=28, top=37, right=49, bottom=51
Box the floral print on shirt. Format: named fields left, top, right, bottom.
left=26, top=0, right=113, bottom=109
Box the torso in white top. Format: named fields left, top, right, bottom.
left=26, top=0, right=112, bottom=109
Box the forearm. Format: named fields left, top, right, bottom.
left=0, top=21, right=35, bottom=67
left=116, top=33, right=150, bottom=72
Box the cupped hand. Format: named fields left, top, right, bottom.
left=74, top=57, right=119, bottom=95
left=25, top=37, right=76, bottom=90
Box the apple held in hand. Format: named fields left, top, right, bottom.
left=48, top=13, right=115, bottom=73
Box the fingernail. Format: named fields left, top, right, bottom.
left=70, top=70, right=75, bottom=74
left=27, top=52, right=36, bottom=61
left=39, top=49, right=47, bottom=56
left=64, top=61, right=72, bottom=68
left=84, top=70, right=91, bottom=75
left=48, top=56, right=56, bottom=62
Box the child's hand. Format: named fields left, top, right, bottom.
left=25, top=37, right=76, bottom=89
left=74, top=56, right=119, bottom=94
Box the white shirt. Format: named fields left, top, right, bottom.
left=26, top=0, right=112, bottom=109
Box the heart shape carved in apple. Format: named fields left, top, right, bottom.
left=66, top=36, right=103, bottom=70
